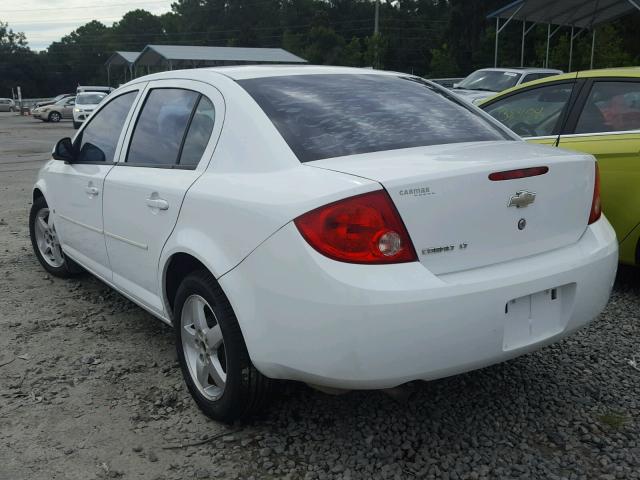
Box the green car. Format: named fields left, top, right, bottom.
left=478, top=68, right=640, bottom=266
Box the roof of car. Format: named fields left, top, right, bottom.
left=476, top=67, right=640, bottom=105
left=129, top=65, right=412, bottom=84
left=475, top=67, right=563, bottom=74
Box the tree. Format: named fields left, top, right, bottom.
left=0, top=22, right=44, bottom=97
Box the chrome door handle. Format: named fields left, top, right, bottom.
left=85, top=186, right=99, bottom=196
left=146, top=198, right=169, bottom=210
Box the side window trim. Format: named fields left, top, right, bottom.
left=123, top=87, right=201, bottom=170
left=72, top=88, right=143, bottom=165
left=564, top=77, right=640, bottom=135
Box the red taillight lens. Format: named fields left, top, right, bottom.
left=588, top=162, right=602, bottom=224
left=488, top=166, right=549, bottom=181
left=294, top=190, right=417, bottom=264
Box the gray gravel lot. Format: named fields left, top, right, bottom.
left=0, top=111, right=639, bottom=480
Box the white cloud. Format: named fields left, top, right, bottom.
left=2, top=0, right=172, bottom=50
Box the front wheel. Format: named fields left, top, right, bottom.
left=48, top=111, right=61, bottom=123
left=174, top=270, right=272, bottom=422
left=29, top=196, right=81, bottom=277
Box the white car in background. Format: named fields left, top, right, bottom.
left=30, top=66, right=617, bottom=422
left=452, top=67, right=563, bottom=103
left=73, top=92, right=107, bottom=129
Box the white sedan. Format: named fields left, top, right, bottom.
left=29, top=66, right=618, bottom=422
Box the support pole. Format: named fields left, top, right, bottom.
left=627, top=0, right=640, bottom=11
left=492, top=4, right=523, bottom=68
left=374, top=0, right=379, bottom=35
left=521, top=20, right=526, bottom=67
left=590, top=29, right=596, bottom=69
left=494, top=17, right=500, bottom=67
left=107, top=64, right=111, bottom=87
left=545, top=24, right=551, bottom=68
left=569, top=26, right=574, bottom=71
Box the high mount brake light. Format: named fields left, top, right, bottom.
left=588, top=163, right=601, bottom=225
left=489, top=166, right=549, bottom=181
left=294, top=190, right=417, bottom=264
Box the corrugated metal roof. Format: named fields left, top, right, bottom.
left=105, top=51, right=140, bottom=66
left=135, top=45, right=307, bottom=66
left=488, top=0, right=639, bottom=29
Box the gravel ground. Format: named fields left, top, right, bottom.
left=0, top=112, right=639, bottom=480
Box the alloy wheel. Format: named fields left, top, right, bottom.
left=181, top=294, right=227, bottom=400
left=34, top=208, right=65, bottom=268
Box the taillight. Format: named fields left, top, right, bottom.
left=294, top=190, right=417, bottom=264
left=588, top=162, right=602, bottom=224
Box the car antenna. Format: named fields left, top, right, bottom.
left=554, top=71, right=581, bottom=148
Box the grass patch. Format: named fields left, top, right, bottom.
left=598, top=412, right=630, bottom=429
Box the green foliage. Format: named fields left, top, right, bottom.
left=1, top=1, right=639, bottom=97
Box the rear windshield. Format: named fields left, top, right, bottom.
left=238, top=74, right=512, bottom=162
left=76, top=93, right=106, bottom=105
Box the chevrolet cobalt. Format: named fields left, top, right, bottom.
left=30, top=66, right=617, bottom=422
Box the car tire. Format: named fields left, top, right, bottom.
left=48, top=111, right=61, bottom=123
left=73, top=121, right=80, bottom=129
left=29, top=196, right=82, bottom=278
left=174, top=269, right=272, bottom=423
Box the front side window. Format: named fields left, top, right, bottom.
left=75, top=91, right=138, bottom=163
left=483, top=83, right=574, bottom=137
left=239, top=74, right=511, bottom=163
left=127, top=88, right=199, bottom=166
left=575, top=81, right=640, bottom=134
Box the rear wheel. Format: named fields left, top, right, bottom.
left=174, top=270, right=272, bottom=422
left=73, top=120, right=80, bottom=129
left=29, top=196, right=81, bottom=277
left=48, top=111, right=61, bottom=123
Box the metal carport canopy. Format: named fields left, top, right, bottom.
left=104, top=51, right=140, bottom=67
left=135, top=45, right=307, bottom=69
left=487, top=0, right=640, bottom=69
left=104, top=51, right=141, bottom=86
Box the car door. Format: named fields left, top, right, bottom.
left=482, top=79, right=582, bottom=146
left=45, top=86, right=142, bottom=279
left=102, top=79, right=224, bottom=315
left=62, top=97, right=75, bottom=118
left=557, top=78, right=640, bottom=264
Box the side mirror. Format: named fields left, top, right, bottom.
left=452, top=82, right=460, bottom=88
left=52, top=137, right=74, bottom=162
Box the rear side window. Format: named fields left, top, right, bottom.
left=239, top=74, right=511, bottom=162
left=483, top=83, right=574, bottom=137
left=75, top=91, right=137, bottom=163
left=575, top=81, right=640, bottom=134
left=127, top=88, right=199, bottom=166
left=179, top=96, right=215, bottom=167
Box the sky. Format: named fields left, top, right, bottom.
left=2, top=0, right=173, bottom=50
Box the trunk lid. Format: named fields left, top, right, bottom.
left=307, top=141, right=595, bottom=275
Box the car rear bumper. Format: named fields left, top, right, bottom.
left=219, top=217, right=618, bottom=389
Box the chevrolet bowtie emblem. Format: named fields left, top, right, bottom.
left=508, top=190, right=536, bottom=208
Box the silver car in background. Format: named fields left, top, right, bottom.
left=451, top=67, right=563, bottom=103
left=0, top=98, right=16, bottom=112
